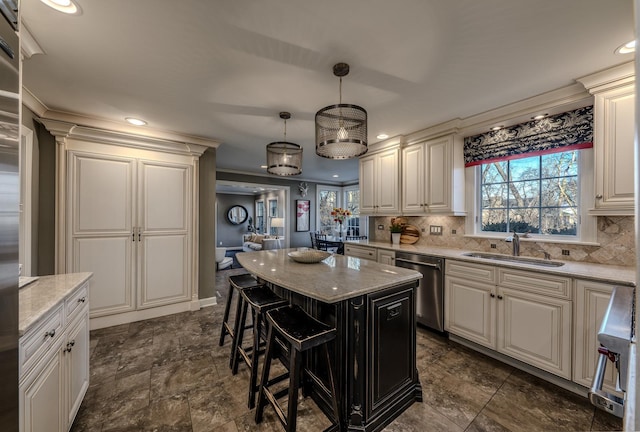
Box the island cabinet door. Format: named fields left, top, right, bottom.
left=367, top=285, right=416, bottom=416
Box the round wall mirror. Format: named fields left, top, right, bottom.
left=226, top=205, right=248, bottom=225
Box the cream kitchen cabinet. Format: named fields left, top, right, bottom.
left=68, top=145, right=193, bottom=319
left=578, top=62, right=635, bottom=215
left=344, top=243, right=377, bottom=261
left=20, top=278, right=90, bottom=432
left=401, top=135, right=465, bottom=215
left=445, top=261, right=572, bottom=379
left=573, top=280, right=620, bottom=395
left=377, top=248, right=395, bottom=265
left=359, top=148, right=400, bottom=214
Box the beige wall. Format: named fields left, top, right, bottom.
left=372, top=215, right=636, bottom=267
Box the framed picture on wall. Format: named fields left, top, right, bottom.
left=296, top=200, right=310, bottom=232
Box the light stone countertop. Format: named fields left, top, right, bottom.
left=236, top=248, right=422, bottom=303
left=19, top=272, right=93, bottom=336
left=347, top=240, right=636, bottom=287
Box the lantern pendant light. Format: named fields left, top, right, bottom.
left=315, top=63, right=368, bottom=159
left=266, top=112, right=302, bottom=176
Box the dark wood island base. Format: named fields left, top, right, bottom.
left=237, top=249, right=423, bottom=431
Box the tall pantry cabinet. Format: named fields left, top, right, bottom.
left=42, top=120, right=213, bottom=329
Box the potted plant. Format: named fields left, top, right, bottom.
left=390, top=222, right=403, bottom=245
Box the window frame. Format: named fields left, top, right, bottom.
left=315, top=184, right=368, bottom=236
left=465, top=148, right=597, bottom=245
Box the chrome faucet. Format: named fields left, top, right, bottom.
left=505, top=231, right=520, bottom=256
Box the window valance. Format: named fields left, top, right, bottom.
left=463, top=105, right=593, bottom=167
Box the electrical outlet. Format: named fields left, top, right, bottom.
left=377, top=224, right=384, bottom=230
left=421, top=228, right=425, bottom=232
left=490, top=243, right=497, bottom=249
left=429, top=225, right=443, bottom=235
left=451, top=229, right=456, bottom=235
left=562, top=249, right=570, bottom=256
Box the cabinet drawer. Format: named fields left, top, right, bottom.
left=445, top=260, right=495, bottom=283
left=498, top=268, right=571, bottom=299
left=65, top=282, right=89, bottom=322
left=344, top=245, right=377, bottom=261
left=19, top=304, right=64, bottom=379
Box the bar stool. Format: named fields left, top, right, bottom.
left=218, top=273, right=262, bottom=350
left=231, top=285, right=288, bottom=409
left=255, top=305, right=340, bottom=432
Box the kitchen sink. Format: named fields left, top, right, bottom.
left=462, top=252, right=565, bottom=267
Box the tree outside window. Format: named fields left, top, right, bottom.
left=480, top=150, right=578, bottom=236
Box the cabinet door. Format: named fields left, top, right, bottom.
left=376, top=149, right=400, bottom=213
left=497, top=287, right=572, bottom=379
left=359, top=155, right=376, bottom=213
left=425, top=137, right=451, bottom=212
left=21, top=340, right=65, bottom=432
left=377, top=249, right=395, bottom=266
left=574, top=280, right=620, bottom=394
left=593, top=85, right=635, bottom=214
left=137, top=161, right=192, bottom=308
left=368, top=286, right=416, bottom=415
left=445, top=276, right=495, bottom=349
left=65, top=311, right=90, bottom=428
left=401, top=144, right=424, bottom=213
left=69, top=153, right=136, bottom=317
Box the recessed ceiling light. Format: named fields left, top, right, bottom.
left=260, top=165, right=268, bottom=169
left=125, top=117, right=147, bottom=126
left=332, top=174, right=339, bottom=178
left=616, top=40, right=636, bottom=54
left=531, top=114, right=548, bottom=120
left=376, top=134, right=389, bottom=140
left=490, top=126, right=504, bottom=131
left=40, top=0, right=81, bottom=15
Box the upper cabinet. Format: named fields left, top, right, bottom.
left=578, top=62, right=635, bottom=216
left=401, top=135, right=465, bottom=215
left=360, top=147, right=400, bottom=215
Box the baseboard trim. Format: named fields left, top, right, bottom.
left=90, top=301, right=194, bottom=330
left=199, top=296, right=217, bottom=308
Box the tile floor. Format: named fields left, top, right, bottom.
left=71, top=267, right=623, bottom=432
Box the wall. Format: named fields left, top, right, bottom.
left=216, top=193, right=255, bottom=247
left=372, top=215, right=636, bottom=267
left=198, top=148, right=217, bottom=300
left=22, top=106, right=56, bottom=276
left=217, top=171, right=323, bottom=248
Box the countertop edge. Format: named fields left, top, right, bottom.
left=19, top=272, right=93, bottom=336
left=346, top=241, right=636, bottom=287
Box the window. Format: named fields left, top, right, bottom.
left=472, top=148, right=595, bottom=242
left=316, top=185, right=367, bottom=236
left=481, top=151, right=578, bottom=235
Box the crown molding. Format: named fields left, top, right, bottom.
left=20, top=23, right=45, bottom=59
left=576, top=61, right=635, bottom=94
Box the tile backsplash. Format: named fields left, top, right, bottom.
left=372, top=215, right=636, bottom=267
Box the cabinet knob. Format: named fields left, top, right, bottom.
left=78, top=297, right=86, bottom=303
left=497, top=295, right=503, bottom=300
left=595, top=194, right=603, bottom=199
left=44, top=329, right=56, bottom=338
left=490, top=293, right=495, bottom=298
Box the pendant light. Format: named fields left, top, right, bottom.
left=315, top=63, right=368, bottom=159
left=266, top=112, right=302, bottom=176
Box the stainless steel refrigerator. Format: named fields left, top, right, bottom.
left=0, top=1, right=19, bottom=430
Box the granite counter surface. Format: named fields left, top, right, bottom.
left=236, top=249, right=422, bottom=303
left=19, top=272, right=93, bottom=336
left=347, top=240, right=636, bottom=287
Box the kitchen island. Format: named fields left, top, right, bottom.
left=237, top=248, right=423, bottom=432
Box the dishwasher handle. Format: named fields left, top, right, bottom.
left=394, top=257, right=441, bottom=270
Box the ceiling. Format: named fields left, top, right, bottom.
left=20, top=0, right=635, bottom=184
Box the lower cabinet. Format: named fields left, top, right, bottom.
left=573, top=279, right=620, bottom=395
left=344, top=244, right=377, bottom=261
left=445, top=261, right=572, bottom=379
left=377, top=249, right=395, bottom=265
left=20, top=283, right=90, bottom=432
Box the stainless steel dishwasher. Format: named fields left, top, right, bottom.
left=395, top=252, right=444, bottom=332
